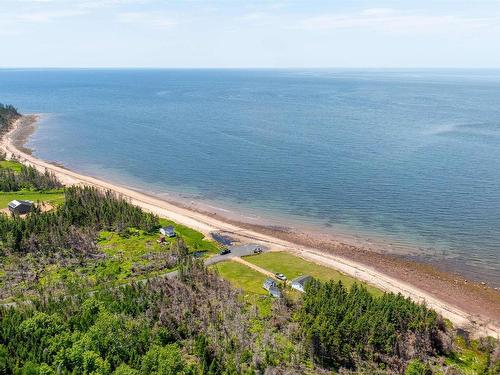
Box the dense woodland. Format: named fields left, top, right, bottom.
left=0, top=163, right=62, bottom=191
left=300, top=279, right=447, bottom=372
left=0, top=104, right=498, bottom=374
left=1, top=259, right=498, bottom=374
left=0, top=103, right=20, bottom=134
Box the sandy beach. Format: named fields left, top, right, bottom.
left=2, top=115, right=499, bottom=337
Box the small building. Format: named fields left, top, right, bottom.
left=160, top=226, right=175, bottom=238
left=269, top=285, right=282, bottom=298
left=8, top=200, right=33, bottom=215
left=263, top=278, right=276, bottom=291
left=291, top=275, right=313, bottom=293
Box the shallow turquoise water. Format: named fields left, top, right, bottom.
left=1, top=69, right=499, bottom=285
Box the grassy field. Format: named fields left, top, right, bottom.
left=0, top=160, right=23, bottom=172
left=212, top=260, right=268, bottom=295
left=159, top=218, right=220, bottom=254
left=97, top=229, right=167, bottom=279
left=444, top=336, right=493, bottom=374
left=0, top=189, right=65, bottom=208
left=245, top=251, right=382, bottom=296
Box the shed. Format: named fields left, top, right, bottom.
left=291, top=275, right=313, bottom=293
left=269, top=285, right=282, bottom=298
left=8, top=200, right=33, bottom=215
left=263, top=278, right=276, bottom=291
left=160, top=226, right=176, bottom=238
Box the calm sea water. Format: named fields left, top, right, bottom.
left=1, top=69, right=499, bottom=286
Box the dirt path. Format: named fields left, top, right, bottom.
left=1, top=116, right=499, bottom=337
left=231, top=257, right=277, bottom=279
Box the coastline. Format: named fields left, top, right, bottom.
left=1, top=115, right=499, bottom=337
left=9, top=114, right=38, bottom=155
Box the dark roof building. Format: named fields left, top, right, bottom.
left=263, top=278, right=276, bottom=291
left=269, top=285, right=282, bottom=298
left=291, top=275, right=313, bottom=293
left=8, top=200, right=33, bottom=215
left=160, top=226, right=176, bottom=238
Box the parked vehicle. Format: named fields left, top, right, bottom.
left=219, top=248, right=231, bottom=255
left=253, top=247, right=263, bottom=254
left=275, top=273, right=287, bottom=281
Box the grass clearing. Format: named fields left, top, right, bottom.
left=0, top=189, right=65, bottom=208
left=211, top=260, right=274, bottom=318
left=444, top=336, right=491, bottom=374
left=98, top=229, right=164, bottom=258
left=245, top=251, right=382, bottom=296
left=212, top=260, right=268, bottom=295
left=159, top=218, right=219, bottom=254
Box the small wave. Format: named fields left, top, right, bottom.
left=156, top=90, right=171, bottom=96
left=427, top=122, right=500, bottom=138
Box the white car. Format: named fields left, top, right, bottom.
left=275, top=273, right=287, bottom=281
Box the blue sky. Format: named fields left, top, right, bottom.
left=1, top=0, right=500, bottom=68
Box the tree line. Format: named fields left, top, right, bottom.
left=0, top=103, right=20, bottom=134
left=0, top=186, right=159, bottom=257
left=298, top=279, right=449, bottom=373
left=0, top=164, right=62, bottom=191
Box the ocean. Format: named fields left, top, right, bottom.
left=1, top=68, right=499, bottom=286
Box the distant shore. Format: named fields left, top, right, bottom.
left=2, top=115, right=499, bottom=337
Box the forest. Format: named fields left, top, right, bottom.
left=0, top=104, right=20, bottom=135
left=1, top=257, right=498, bottom=374
left=0, top=181, right=496, bottom=374
left=0, top=163, right=62, bottom=192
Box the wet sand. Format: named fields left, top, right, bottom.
left=1, top=115, right=499, bottom=337
left=9, top=114, right=38, bottom=155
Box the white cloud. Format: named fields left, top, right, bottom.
left=117, top=11, right=178, bottom=29
left=16, top=9, right=87, bottom=22
left=298, top=8, right=495, bottom=33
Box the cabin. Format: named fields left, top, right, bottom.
left=291, top=275, right=313, bottom=293
left=263, top=278, right=276, bottom=291
left=160, top=226, right=176, bottom=238
left=269, top=285, right=282, bottom=298
left=8, top=200, right=33, bottom=215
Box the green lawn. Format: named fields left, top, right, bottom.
left=0, top=189, right=65, bottom=208
left=245, top=251, right=381, bottom=296
left=0, top=160, right=23, bottom=172
left=212, top=260, right=268, bottom=295
left=159, top=218, right=219, bottom=254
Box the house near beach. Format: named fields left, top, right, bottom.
left=263, top=278, right=276, bottom=291
left=263, top=278, right=282, bottom=298
left=269, top=285, right=282, bottom=298
left=8, top=200, right=33, bottom=215
left=160, top=225, right=176, bottom=238
left=291, top=275, right=313, bottom=293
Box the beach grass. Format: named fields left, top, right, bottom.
left=212, top=260, right=268, bottom=295
left=0, top=160, right=23, bottom=172
left=0, top=189, right=65, bottom=208
left=245, top=251, right=382, bottom=296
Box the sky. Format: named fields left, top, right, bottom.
left=1, top=0, right=500, bottom=68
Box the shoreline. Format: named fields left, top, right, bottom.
left=1, top=115, right=499, bottom=337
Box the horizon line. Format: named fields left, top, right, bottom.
left=1, top=66, right=500, bottom=70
